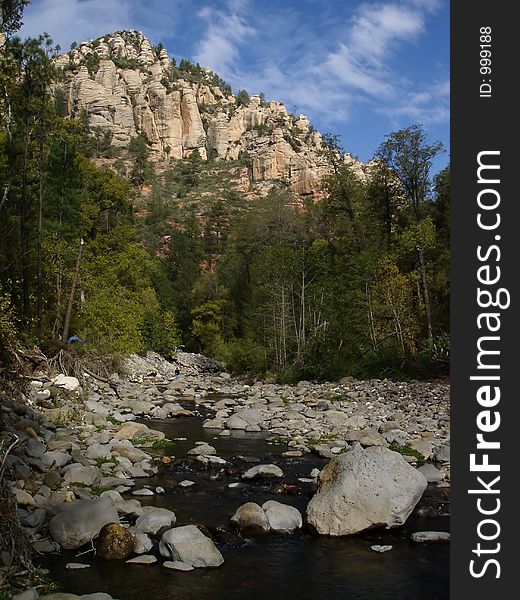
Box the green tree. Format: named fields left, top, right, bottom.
left=0, top=0, right=30, bottom=38
left=376, top=125, right=444, bottom=339
left=236, top=89, right=250, bottom=107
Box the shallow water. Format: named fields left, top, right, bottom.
left=41, top=404, right=450, bottom=600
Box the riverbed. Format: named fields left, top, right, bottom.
left=40, top=405, right=450, bottom=600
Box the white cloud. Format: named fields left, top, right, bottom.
left=194, top=9, right=254, bottom=76
left=350, top=2, right=425, bottom=64
left=378, top=78, right=450, bottom=124
left=20, top=0, right=133, bottom=49
left=20, top=0, right=181, bottom=50
left=323, top=44, right=393, bottom=96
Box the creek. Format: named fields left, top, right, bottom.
left=40, top=400, right=449, bottom=600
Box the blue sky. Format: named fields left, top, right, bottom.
left=20, top=0, right=449, bottom=171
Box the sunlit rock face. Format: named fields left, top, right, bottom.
left=55, top=30, right=367, bottom=199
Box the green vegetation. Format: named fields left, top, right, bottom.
left=388, top=442, right=426, bottom=466
left=132, top=437, right=175, bottom=451
left=90, top=484, right=116, bottom=496
left=0, top=27, right=180, bottom=357
left=106, top=415, right=122, bottom=425
left=94, top=456, right=119, bottom=467
left=236, top=89, right=250, bottom=106
left=0, top=3, right=449, bottom=384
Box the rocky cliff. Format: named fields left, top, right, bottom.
left=55, top=30, right=366, bottom=199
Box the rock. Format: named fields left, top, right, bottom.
left=371, top=545, right=393, bottom=553
left=358, top=430, right=387, bottom=447
left=226, top=415, right=249, bottom=430
left=132, top=488, right=154, bottom=496
left=262, top=501, right=302, bottom=532
left=411, top=531, right=450, bottom=543
left=95, top=522, right=135, bottom=559
left=345, top=415, right=368, bottom=429
left=84, top=400, right=110, bottom=415
left=126, top=554, right=157, bottom=564
left=111, top=444, right=150, bottom=463
left=32, top=538, right=60, bottom=553
left=26, top=438, right=47, bottom=458
left=115, top=499, right=143, bottom=517
left=323, top=410, right=351, bottom=428
left=242, top=464, right=283, bottom=480
left=231, top=502, right=270, bottom=534
left=196, top=455, right=227, bottom=466
left=99, top=490, right=124, bottom=503
left=233, top=408, right=264, bottom=426
left=409, top=440, right=434, bottom=460
left=39, top=595, right=80, bottom=600
left=43, top=471, right=63, bottom=489
left=179, top=480, right=195, bottom=488
left=13, top=589, right=39, bottom=600
left=417, top=463, right=445, bottom=483
left=49, top=497, right=120, bottom=549
left=52, top=375, right=80, bottom=392
left=159, top=525, right=224, bottom=567
left=434, top=444, right=450, bottom=462
left=13, top=488, right=36, bottom=507
left=63, top=465, right=99, bottom=486
left=313, top=445, right=333, bottom=459
left=65, top=562, right=91, bottom=570
left=40, top=595, right=80, bottom=600
left=133, top=533, right=153, bottom=554
left=187, top=443, right=216, bottom=456
left=113, top=422, right=150, bottom=440
left=85, top=443, right=112, bottom=461
left=135, top=507, right=176, bottom=534
left=20, top=507, right=46, bottom=530
left=203, top=417, right=225, bottom=429
left=306, top=444, right=427, bottom=536
left=163, top=560, right=194, bottom=571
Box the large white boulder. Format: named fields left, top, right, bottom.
left=49, top=497, right=120, bottom=549
left=159, top=525, right=224, bottom=568
left=262, top=501, right=302, bottom=533
left=306, top=443, right=427, bottom=536
left=135, top=507, right=176, bottom=535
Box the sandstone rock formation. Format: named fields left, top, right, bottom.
left=54, top=30, right=366, bottom=199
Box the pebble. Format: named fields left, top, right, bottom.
left=163, top=560, right=194, bottom=571
left=126, top=554, right=158, bottom=564
left=179, top=480, right=195, bottom=487
left=411, top=531, right=450, bottom=543
left=371, top=545, right=393, bottom=553
left=132, top=488, right=154, bottom=496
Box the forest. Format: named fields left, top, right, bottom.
left=0, top=2, right=450, bottom=382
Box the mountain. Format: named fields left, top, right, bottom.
left=53, top=30, right=366, bottom=199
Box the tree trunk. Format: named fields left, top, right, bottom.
left=62, top=238, right=84, bottom=343
left=37, top=141, right=44, bottom=336
left=20, top=114, right=31, bottom=326
left=417, top=246, right=433, bottom=340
